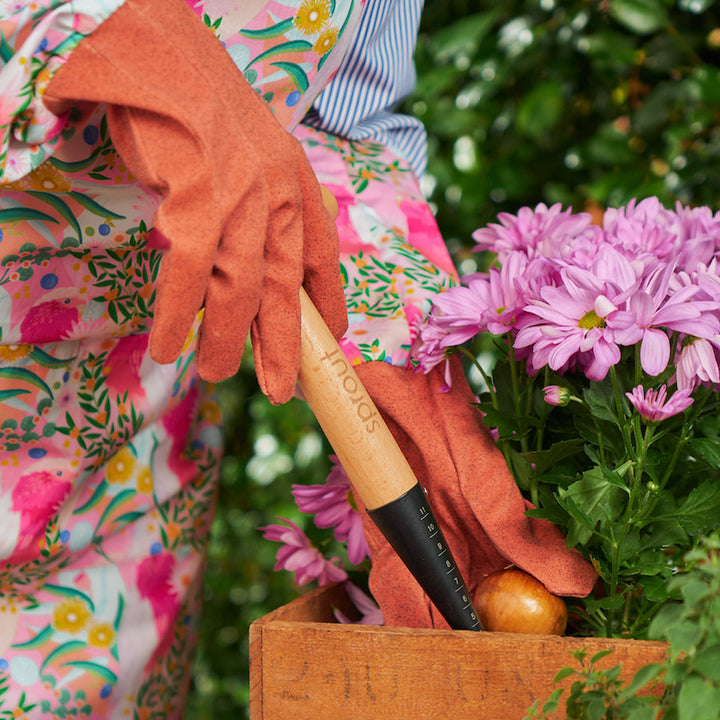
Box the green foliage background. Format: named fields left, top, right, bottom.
left=186, top=1, right=720, bottom=716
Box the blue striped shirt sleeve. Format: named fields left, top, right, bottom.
left=304, top=0, right=428, bottom=178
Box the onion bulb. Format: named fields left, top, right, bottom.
left=474, top=568, right=567, bottom=635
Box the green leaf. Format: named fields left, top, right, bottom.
left=542, top=688, right=563, bottom=714
left=432, top=11, right=500, bottom=59
left=667, top=620, right=704, bottom=654
left=609, top=0, right=668, bottom=35
left=583, top=379, right=620, bottom=422
left=688, top=438, right=720, bottom=469
left=622, top=662, right=665, bottom=698
left=678, top=675, right=720, bottom=720
left=554, top=666, right=577, bottom=682
left=673, top=482, right=720, bottom=535
left=680, top=578, right=713, bottom=606
left=558, top=467, right=627, bottom=544
left=626, top=706, right=660, bottom=720
left=524, top=439, right=584, bottom=477
left=590, top=648, right=615, bottom=665
left=637, top=575, right=671, bottom=603
left=692, top=644, right=720, bottom=682
left=690, top=65, right=720, bottom=105
left=516, top=80, right=564, bottom=139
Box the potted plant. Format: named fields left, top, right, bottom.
left=252, top=198, right=720, bottom=719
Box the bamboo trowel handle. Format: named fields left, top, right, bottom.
left=297, top=288, right=417, bottom=511
left=297, top=288, right=482, bottom=631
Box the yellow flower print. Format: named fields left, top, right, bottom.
left=314, top=25, right=339, bottom=56
left=293, top=0, right=330, bottom=35
left=88, top=622, right=115, bottom=648
left=136, top=467, right=153, bottom=494
left=27, top=164, right=72, bottom=193
left=200, top=399, right=222, bottom=424
left=0, top=344, right=32, bottom=362
left=53, top=598, right=91, bottom=633
left=106, top=446, right=136, bottom=484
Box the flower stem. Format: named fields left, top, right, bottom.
left=459, top=345, right=495, bottom=406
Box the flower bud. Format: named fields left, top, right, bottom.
left=543, top=385, right=571, bottom=406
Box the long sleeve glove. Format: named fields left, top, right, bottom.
left=354, top=356, right=598, bottom=629
left=44, top=0, right=347, bottom=403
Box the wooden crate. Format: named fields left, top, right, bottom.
left=249, top=583, right=669, bottom=720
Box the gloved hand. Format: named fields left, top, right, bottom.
left=354, top=356, right=598, bottom=629
left=44, top=0, right=347, bottom=403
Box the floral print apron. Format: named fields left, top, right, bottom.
left=0, top=0, right=457, bottom=716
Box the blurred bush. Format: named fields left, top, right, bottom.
left=415, top=0, right=720, bottom=275
left=186, top=0, right=720, bottom=716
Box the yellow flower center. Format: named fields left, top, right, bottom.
left=578, top=309, right=605, bottom=330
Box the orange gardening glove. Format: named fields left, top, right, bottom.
left=44, top=0, right=347, bottom=403
left=354, top=356, right=598, bottom=629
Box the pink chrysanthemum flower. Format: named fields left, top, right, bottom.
left=674, top=337, right=720, bottom=391
left=625, top=385, right=694, bottom=422
left=608, top=262, right=719, bottom=377
left=333, top=581, right=384, bottom=625
left=514, top=251, right=635, bottom=379
left=292, top=457, right=369, bottom=566
left=472, top=202, right=593, bottom=261
left=260, top=518, right=347, bottom=586
left=603, top=197, right=680, bottom=262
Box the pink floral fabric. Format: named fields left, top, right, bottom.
left=0, top=0, right=456, bottom=716
left=299, top=125, right=458, bottom=366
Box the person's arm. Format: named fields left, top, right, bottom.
left=39, top=0, right=347, bottom=401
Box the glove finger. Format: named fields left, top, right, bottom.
left=250, top=174, right=305, bottom=404
left=297, top=157, right=348, bottom=341
left=149, top=238, right=215, bottom=366
left=194, top=193, right=269, bottom=383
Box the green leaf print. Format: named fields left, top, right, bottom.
left=43, top=583, right=96, bottom=611
left=0, top=389, right=31, bottom=402
left=0, top=207, right=59, bottom=225
left=62, top=661, right=118, bottom=684
left=73, top=479, right=108, bottom=515
left=0, top=34, right=12, bottom=63
left=240, top=17, right=294, bottom=38
left=271, top=61, right=310, bottom=92
left=25, top=191, right=81, bottom=241
left=29, top=347, right=76, bottom=368
left=94, top=489, right=137, bottom=534
left=249, top=40, right=314, bottom=67
left=40, top=641, right=88, bottom=672
left=0, top=367, right=53, bottom=398
left=66, top=191, right=125, bottom=220
left=9, top=625, right=54, bottom=650
left=114, top=594, right=125, bottom=632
